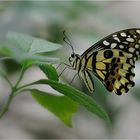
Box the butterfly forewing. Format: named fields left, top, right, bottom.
left=80, top=28, right=140, bottom=95
left=81, top=28, right=140, bottom=60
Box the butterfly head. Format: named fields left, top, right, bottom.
left=69, top=53, right=80, bottom=67
left=63, top=31, right=81, bottom=68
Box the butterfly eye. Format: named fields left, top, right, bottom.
left=71, top=53, right=75, bottom=58
left=69, top=56, right=73, bottom=62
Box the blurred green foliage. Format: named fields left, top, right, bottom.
left=0, top=31, right=111, bottom=127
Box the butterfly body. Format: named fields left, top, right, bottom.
left=68, top=28, right=140, bottom=95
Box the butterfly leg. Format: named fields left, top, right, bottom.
left=56, top=62, right=74, bottom=78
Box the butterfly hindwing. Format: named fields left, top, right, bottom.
left=84, top=49, right=135, bottom=95
left=79, top=70, right=94, bottom=93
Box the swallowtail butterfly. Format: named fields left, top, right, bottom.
left=64, top=28, right=140, bottom=95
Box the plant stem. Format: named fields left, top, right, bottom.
left=15, top=81, right=39, bottom=96
left=14, top=88, right=32, bottom=96
left=0, top=71, right=13, bottom=89
left=0, top=65, right=27, bottom=118
left=0, top=89, right=15, bottom=118
left=14, top=64, right=26, bottom=88
left=17, top=82, right=35, bottom=91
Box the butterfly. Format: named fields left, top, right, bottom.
left=63, top=28, right=140, bottom=95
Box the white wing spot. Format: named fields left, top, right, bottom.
left=134, top=35, right=137, bottom=38
left=123, top=42, right=129, bottom=44
left=120, top=32, right=127, bottom=37
left=127, top=84, right=132, bottom=89
left=135, top=44, right=139, bottom=48
left=128, top=47, right=135, bottom=53
left=113, top=34, right=117, bottom=37
left=136, top=51, right=139, bottom=55
left=114, top=37, right=120, bottom=42
left=138, top=40, right=140, bottom=44
left=111, top=43, right=117, bottom=48
left=121, top=88, right=125, bottom=93
left=129, top=59, right=134, bottom=65
left=136, top=30, right=140, bottom=34
left=119, top=45, right=124, bottom=49
left=131, top=68, right=134, bottom=73
left=130, top=75, right=134, bottom=81
left=133, top=57, right=137, bottom=61
left=126, top=38, right=134, bottom=42
left=127, top=53, right=133, bottom=58
left=103, top=40, right=110, bottom=46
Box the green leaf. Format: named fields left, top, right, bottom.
left=6, top=31, right=63, bottom=53
left=0, top=44, right=11, bottom=56
left=31, top=89, right=79, bottom=127
left=3, top=31, right=63, bottom=65
left=39, top=64, right=59, bottom=81
left=32, top=79, right=111, bottom=123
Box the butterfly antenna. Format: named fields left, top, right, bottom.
left=63, top=30, right=75, bottom=54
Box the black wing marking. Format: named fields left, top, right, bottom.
left=84, top=49, right=136, bottom=95
left=81, top=28, right=140, bottom=60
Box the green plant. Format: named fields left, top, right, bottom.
left=0, top=31, right=110, bottom=127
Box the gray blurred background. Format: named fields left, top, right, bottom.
left=0, top=1, right=140, bottom=139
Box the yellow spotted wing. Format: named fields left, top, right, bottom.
left=81, top=28, right=140, bottom=95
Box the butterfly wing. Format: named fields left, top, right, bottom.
left=81, top=28, right=140, bottom=60
left=78, top=70, right=94, bottom=93
left=81, top=28, right=140, bottom=95
left=85, top=49, right=135, bottom=95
